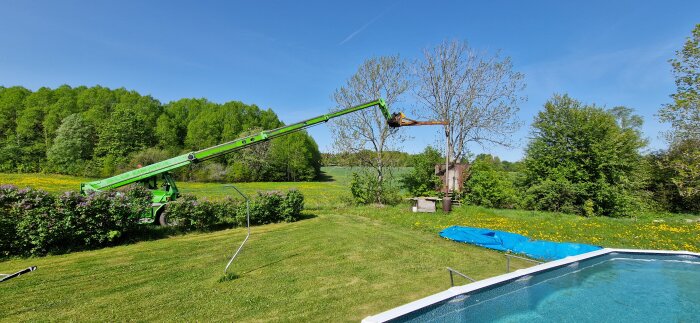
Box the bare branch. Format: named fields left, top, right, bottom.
left=329, top=55, right=409, bottom=180
left=414, top=40, right=525, bottom=163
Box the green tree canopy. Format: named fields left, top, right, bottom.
left=47, top=114, right=95, bottom=173
left=463, top=155, right=517, bottom=209
left=523, top=94, right=647, bottom=217
left=660, top=24, right=700, bottom=143
left=0, top=85, right=321, bottom=182
left=267, top=131, right=322, bottom=181
left=400, top=146, right=443, bottom=196
left=656, top=24, right=700, bottom=212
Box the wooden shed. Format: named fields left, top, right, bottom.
left=435, top=163, right=470, bottom=192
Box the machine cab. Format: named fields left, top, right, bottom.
left=140, top=172, right=180, bottom=204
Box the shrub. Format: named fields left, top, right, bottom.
left=1, top=185, right=303, bottom=257
left=400, top=146, right=443, bottom=196
left=463, top=158, right=518, bottom=209
left=163, top=189, right=305, bottom=229
left=0, top=208, right=15, bottom=257
left=350, top=170, right=401, bottom=205
left=1, top=185, right=150, bottom=256
left=163, top=194, right=217, bottom=230
left=0, top=185, right=55, bottom=256
left=280, top=189, right=304, bottom=222
left=249, top=191, right=284, bottom=225
left=212, top=197, right=244, bottom=226
left=16, top=205, right=70, bottom=255
left=522, top=95, right=647, bottom=217
left=72, top=188, right=150, bottom=246
left=522, top=177, right=583, bottom=215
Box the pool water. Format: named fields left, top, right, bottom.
left=391, top=253, right=700, bottom=322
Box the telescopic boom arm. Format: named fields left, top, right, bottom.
left=80, top=99, right=393, bottom=193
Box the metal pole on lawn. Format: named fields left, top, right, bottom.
left=445, top=128, right=450, bottom=193
left=224, top=184, right=250, bottom=274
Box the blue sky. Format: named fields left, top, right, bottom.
left=1, top=0, right=698, bottom=161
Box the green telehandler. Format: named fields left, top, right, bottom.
left=80, top=99, right=414, bottom=225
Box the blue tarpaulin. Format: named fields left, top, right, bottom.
left=439, top=226, right=601, bottom=261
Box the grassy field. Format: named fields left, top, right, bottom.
left=1, top=168, right=699, bottom=321
left=0, top=210, right=533, bottom=321
left=347, top=205, right=700, bottom=253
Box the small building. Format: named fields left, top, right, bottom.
left=435, top=163, right=470, bottom=192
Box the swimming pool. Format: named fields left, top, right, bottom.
left=363, top=249, right=700, bottom=322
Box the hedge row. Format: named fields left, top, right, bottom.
left=1, top=185, right=305, bottom=257
left=164, top=190, right=305, bottom=231
left=0, top=185, right=151, bottom=256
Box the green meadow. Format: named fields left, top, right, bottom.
left=1, top=168, right=698, bottom=321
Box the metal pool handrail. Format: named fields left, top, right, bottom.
left=505, top=253, right=544, bottom=273
left=447, top=267, right=476, bottom=287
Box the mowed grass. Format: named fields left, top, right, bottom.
left=1, top=168, right=699, bottom=321
left=0, top=212, right=530, bottom=322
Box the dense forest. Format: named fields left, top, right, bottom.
left=0, top=85, right=322, bottom=182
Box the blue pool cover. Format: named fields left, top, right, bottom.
left=439, top=226, right=601, bottom=261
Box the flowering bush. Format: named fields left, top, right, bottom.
left=1, top=185, right=55, bottom=256
left=1, top=185, right=150, bottom=256
left=163, top=189, right=305, bottom=230
left=164, top=195, right=218, bottom=230
left=1, top=185, right=304, bottom=257
left=279, top=189, right=304, bottom=222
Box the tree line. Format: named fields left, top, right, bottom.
left=401, top=92, right=697, bottom=215
left=0, top=85, right=322, bottom=182
left=321, top=151, right=412, bottom=167
left=345, top=25, right=699, bottom=216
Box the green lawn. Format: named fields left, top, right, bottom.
left=1, top=169, right=698, bottom=321
left=0, top=212, right=531, bottom=322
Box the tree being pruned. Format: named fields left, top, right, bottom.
left=414, top=40, right=525, bottom=189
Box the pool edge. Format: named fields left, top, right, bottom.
left=361, top=248, right=700, bottom=323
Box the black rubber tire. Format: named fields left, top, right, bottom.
left=157, top=207, right=175, bottom=226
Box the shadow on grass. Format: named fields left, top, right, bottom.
left=314, top=170, right=335, bottom=182
left=124, top=225, right=185, bottom=242
left=125, top=214, right=318, bottom=244
left=217, top=253, right=300, bottom=283
left=218, top=272, right=240, bottom=282
left=298, top=212, right=317, bottom=220
left=241, top=253, right=300, bottom=275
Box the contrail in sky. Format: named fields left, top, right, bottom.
left=339, top=12, right=385, bottom=45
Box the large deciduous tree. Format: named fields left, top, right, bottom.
left=267, top=131, right=322, bottom=181
left=47, top=114, right=95, bottom=174
left=415, top=40, right=525, bottom=189
left=330, top=55, right=409, bottom=203
left=523, top=94, right=647, bottom=217
left=660, top=24, right=700, bottom=142
left=657, top=24, right=700, bottom=211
